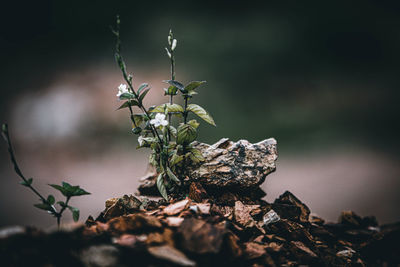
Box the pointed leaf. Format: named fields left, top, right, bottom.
left=71, top=187, right=91, bottom=196
left=187, top=119, right=200, bottom=129
left=68, top=206, right=80, bottom=222
left=119, top=92, right=136, bottom=100
left=170, top=153, right=183, bottom=166
left=188, top=148, right=205, bottom=162
left=117, top=100, right=140, bottom=110
left=166, top=167, right=181, bottom=185
left=177, top=124, right=197, bottom=145
left=47, top=195, right=55, bottom=205
left=34, top=203, right=53, bottom=211
left=184, top=81, right=206, bottom=91
left=164, top=80, right=184, bottom=91
left=138, top=88, right=150, bottom=103
left=164, top=85, right=178, bottom=96
left=49, top=184, right=69, bottom=197
left=168, top=125, right=177, bottom=137
left=187, top=104, right=216, bottom=126
left=20, top=177, right=33, bottom=187
left=137, top=83, right=149, bottom=95
left=156, top=173, right=168, bottom=200
left=151, top=103, right=184, bottom=113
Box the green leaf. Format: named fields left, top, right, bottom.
left=168, top=125, right=177, bottom=137
left=47, top=195, right=55, bottom=205
left=50, top=182, right=90, bottom=197
left=68, top=206, right=80, bottom=222
left=151, top=103, right=184, bottom=113
left=187, top=119, right=200, bottom=129
left=20, top=177, right=33, bottom=187
left=131, top=114, right=145, bottom=126
left=71, top=187, right=91, bottom=197
left=187, top=104, right=216, bottom=126
left=1, top=124, right=7, bottom=133
left=156, top=173, right=168, bottom=200
left=34, top=203, right=53, bottom=211
left=164, top=85, right=178, bottom=96
left=166, top=167, right=181, bottom=185
left=137, top=136, right=158, bottom=148
left=184, top=81, right=206, bottom=91
left=137, top=83, right=149, bottom=95
left=177, top=124, right=197, bottom=145
left=164, top=80, right=184, bottom=91
left=188, top=148, right=205, bottom=163
left=49, top=184, right=68, bottom=197
left=119, top=92, right=136, bottom=100
left=138, top=88, right=150, bottom=103
left=116, top=100, right=140, bottom=110
left=169, top=153, right=183, bottom=166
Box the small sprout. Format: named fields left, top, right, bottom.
left=1, top=124, right=90, bottom=228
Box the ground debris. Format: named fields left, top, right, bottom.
left=1, top=187, right=399, bottom=266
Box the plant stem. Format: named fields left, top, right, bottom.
left=113, top=19, right=163, bottom=145
left=167, top=44, right=176, bottom=140
left=183, top=96, right=189, bottom=124
left=56, top=196, right=70, bottom=229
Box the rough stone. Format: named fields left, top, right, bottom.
left=189, top=138, right=278, bottom=188
left=138, top=138, right=278, bottom=196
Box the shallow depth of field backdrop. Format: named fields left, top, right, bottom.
left=0, top=1, right=399, bottom=228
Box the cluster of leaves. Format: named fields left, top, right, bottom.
left=112, top=17, right=216, bottom=200
left=1, top=124, right=90, bottom=227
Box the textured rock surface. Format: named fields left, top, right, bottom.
left=189, top=138, right=278, bottom=188
left=138, top=137, right=278, bottom=195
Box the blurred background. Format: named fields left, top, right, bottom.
left=0, top=0, right=399, bottom=228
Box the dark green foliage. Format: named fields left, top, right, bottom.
left=113, top=17, right=216, bottom=200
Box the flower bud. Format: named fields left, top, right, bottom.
left=168, top=35, right=172, bottom=46
left=171, top=39, right=177, bottom=51
left=165, top=47, right=171, bottom=58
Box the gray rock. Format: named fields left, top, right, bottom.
left=138, top=137, right=278, bottom=195
left=188, top=137, right=278, bottom=188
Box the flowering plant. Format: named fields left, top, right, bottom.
left=112, top=16, right=216, bottom=200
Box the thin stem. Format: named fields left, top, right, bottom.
left=112, top=19, right=163, bottom=145
left=167, top=33, right=176, bottom=137
left=183, top=96, right=189, bottom=124
left=1, top=124, right=58, bottom=215
left=56, top=196, right=70, bottom=229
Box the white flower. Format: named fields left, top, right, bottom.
left=116, top=84, right=129, bottom=99
left=171, top=39, right=177, bottom=51
left=150, top=113, right=168, bottom=127
left=138, top=136, right=144, bottom=147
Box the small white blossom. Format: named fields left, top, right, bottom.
left=138, top=136, right=144, bottom=147
left=150, top=113, right=168, bottom=127
left=116, top=84, right=129, bottom=99
left=171, top=39, right=177, bottom=51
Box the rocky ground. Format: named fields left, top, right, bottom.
left=0, top=138, right=399, bottom=266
